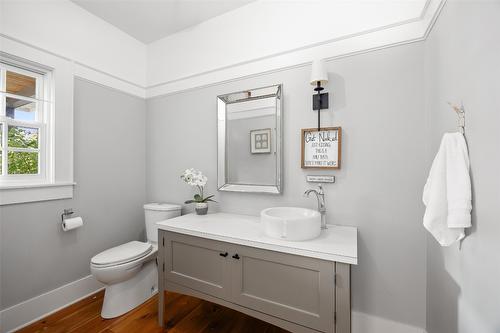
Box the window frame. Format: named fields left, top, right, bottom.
left=0, top=61, right=54, bottom=186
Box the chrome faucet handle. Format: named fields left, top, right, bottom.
left=304, top=185, right=324, bottom=197
left=303, top=188, right=316, bottom=197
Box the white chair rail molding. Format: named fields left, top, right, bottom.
left=1, top=1, right=499, bottom=333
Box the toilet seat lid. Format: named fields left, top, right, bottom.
left=91, top=241, right=153, bottom=267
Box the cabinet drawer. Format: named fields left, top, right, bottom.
left=231, top=245, right=335, bottom=332
left=164, top=233, right=231, bottom=299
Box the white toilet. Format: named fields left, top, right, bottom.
left=90, top=203, right=181, bottom=318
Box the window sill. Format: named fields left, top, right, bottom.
left=0, top=182, right=75, bottom=205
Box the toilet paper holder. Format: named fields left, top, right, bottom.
left=61, top=208, right=74, bottom=223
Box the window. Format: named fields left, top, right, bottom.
left=0, top=62, right=53, bottom=185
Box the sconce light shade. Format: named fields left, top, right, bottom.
left=310, top=59, right=328, bottom=86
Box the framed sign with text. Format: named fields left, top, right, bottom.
left=301, top=127, right=342, bottom=169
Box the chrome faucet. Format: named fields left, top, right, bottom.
left=304, top=184, right=327, bottom=229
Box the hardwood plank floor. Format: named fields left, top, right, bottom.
left=16, top=291, right=290, bottom=333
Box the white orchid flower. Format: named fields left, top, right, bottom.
left=180, top=169, right=215, bottom=205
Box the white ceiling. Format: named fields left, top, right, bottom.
left=71, top=0, right=255, bottom=44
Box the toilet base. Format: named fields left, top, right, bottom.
left=101, top=260, right=158, bottom=318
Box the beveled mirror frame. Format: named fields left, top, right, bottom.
left=217, top=84, right=282, bottom=194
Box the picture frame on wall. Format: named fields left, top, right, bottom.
left=250, top=128, right=272, bottom=154
left=301, top=127, right=342, bottom=169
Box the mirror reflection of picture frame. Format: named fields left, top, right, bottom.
left=250, top=128, right=272, bottom=154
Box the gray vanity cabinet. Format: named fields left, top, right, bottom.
left=163, top=233, right=231, bottom=299
left=159, top=230, right=351, bottom=333
left=230, top=246, right=335, bottom=332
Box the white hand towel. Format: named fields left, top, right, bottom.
left=423, top=132, right=472, bottom=246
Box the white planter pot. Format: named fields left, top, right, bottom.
left=195, top=202, right=208, bottom=215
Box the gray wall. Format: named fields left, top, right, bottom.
left=425, top=1, right=500, bottom=333
left=147, top=43, right=427, bottom=328
left=0, top=79, right=147, bottom=309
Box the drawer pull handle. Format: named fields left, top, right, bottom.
left=219, top=252, right=228, bottom=257
left=232, top=254, right=240, bottom=260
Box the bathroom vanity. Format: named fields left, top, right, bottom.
left=156, top=213, right=357, bottom=333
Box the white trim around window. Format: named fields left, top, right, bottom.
left=0, top=62, right=52, bottom=186
left=0, top=40, right=75, bottom=205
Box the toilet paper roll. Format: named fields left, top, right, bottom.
left=62, top=216, right=83, bottom=231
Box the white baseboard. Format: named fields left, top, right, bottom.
left=0, top=275, right=427, bottom=333
left=353, top=311, right=427, bottom=333
left=0, top=275, right=104, bottom=333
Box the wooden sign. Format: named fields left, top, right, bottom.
left=301, top=127, right=342, bottom=169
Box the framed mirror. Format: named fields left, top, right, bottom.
left=217, top=84, right=282, bottom=194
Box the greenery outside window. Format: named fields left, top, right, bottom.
left=0, top=62, right=52, bottom=185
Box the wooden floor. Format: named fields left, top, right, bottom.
left=16, top=291, right=290, bottom=333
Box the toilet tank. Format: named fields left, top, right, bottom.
left=143, top=203, right=181, bottom=244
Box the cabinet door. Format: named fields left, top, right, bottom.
left=164, top=233, right=231, bottom=299
left=230, top=245, right=335, bottom=332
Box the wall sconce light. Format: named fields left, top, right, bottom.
left=310, top=59, right=329, bottom=131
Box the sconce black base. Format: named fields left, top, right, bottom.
left=313, top=92, right=329, bottom=110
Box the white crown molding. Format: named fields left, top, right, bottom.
left=422, top=0, right=447, bottom=39
left=146, top=0, right=446, bottom=98
left=1, top=0, right=445, bottom=100
left=0, top=34, right=147, bottom=98
left=0, top=0, right=147, bottom=98
left=1, top=0, right=147, bottom=83
left=74, top=63, right=146, bottom=98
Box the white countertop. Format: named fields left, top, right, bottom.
left=156, top=212, right=357, bottom=265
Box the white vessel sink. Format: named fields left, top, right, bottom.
left=261, top=207, right=321, bottom=241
